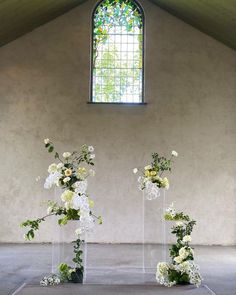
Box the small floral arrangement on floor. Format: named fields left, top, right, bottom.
left=156, top=204, right=203, bottom=287
left=21, top=139, right=102, bottom=284
left=133, top=151, right=178, bottom=199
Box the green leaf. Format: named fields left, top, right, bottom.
left=48, top=146, right=54, bottom=153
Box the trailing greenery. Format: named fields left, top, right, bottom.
left=156, top=205, right=202, bottom=287
left=21, top=139, right=102, bottom=285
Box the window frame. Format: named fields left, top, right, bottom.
left=89, top=0, right=146, bottom=105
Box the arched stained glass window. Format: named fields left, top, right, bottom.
left=91, top=0, right=144, bottom=103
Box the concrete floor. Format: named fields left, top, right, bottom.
left=0, top=244, right=236, bottom=295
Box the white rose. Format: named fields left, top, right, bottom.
left=179, top=247, right=189, bottom=259
left=133, top=168, right=138, bottom=174
left=48, top=163, right=57, bottom=173
left=75, top=228, right=82, bottom=236
left=171, top=150, right=178, bottom=157
left=63, top=177, right=71, bottom=183
left=57, top=163, right=64, bottom=170
left=90, top=154, right=95, bottom=159
left=183, top=235, right=192, bottom=243
left=63, top=152, right=71, bottom=158
left=89, top=169, right=95, bottom=176
left=176, top=221, right=184, bottom=227
left=144, top=165, right=152, bottom=170
left=44, top=138, right=50, bottom=144
left=174, top=256, right=182, bottom=264
left=88, top=146, right=94, bottom=152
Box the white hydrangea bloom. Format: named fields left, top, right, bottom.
left=44, top=171, right=61, bottom=189
left=74, top=180, right=88, bottom=195
left=143, top=180, right=161, bottom=200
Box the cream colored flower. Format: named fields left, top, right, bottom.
left=63, top=152, right=71, bottom=158
left=179, top=247, right=189, bottom=259
left=174, top=256, right=183, bottom=264
left=176, top=221, right=184, bottom=227
left=64, top=169, right=72, bottom=177
left=90, top=154, right=95, bottom=159
left=48, top=163, right=57, bottom=173
left=47, top=206, right=53, bottom=214
left=162, top=177, right=170, bottom=189
left=183, top=235, right=192, bottom=243
left=44, top=138, right=50, bottom=144
left=88, top=146, right=94, bottom=152
left=57, top=163, right=64, bottom=170
left=171, top=150, right=178, bottom=157
left=63, top=177, right=70, bottom=183
left=144, top=165, right=152, bottom=170
left=133, top=168, right=138, bottom=174
left=77, top=167, right=86, bottom=178
left=61, top=190, right=74, bottom=202
left=150, top=170, right=157, bottom=176
left=157, top=262, right=169, bottom=275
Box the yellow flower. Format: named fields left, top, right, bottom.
left=64, top=169, right=72, bottom=177
left=145, top=170, right=150, bottom=177
left=150, top=171, right=157, bottom=176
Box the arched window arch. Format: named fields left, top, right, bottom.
left=91, top=0, right=144, bottom=103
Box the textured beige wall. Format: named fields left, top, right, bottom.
left=0, top=0, right=235, bottom=245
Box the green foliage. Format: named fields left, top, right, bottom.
left=164, top=212, right=190, bottom=222
left=20, top=218, right=45, bottom=240
left=169, top=269, right=190, bottom=285
left=166, top=209, right=196, bottom=263
left=58, top=263, right=72, bottom=282
left=152, top=153, right=172, bottom=173
left=72, top=238, right=84, bottom=272
left=98, top=215, right=103, bottom=225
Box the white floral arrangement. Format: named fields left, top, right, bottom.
left=21, top=139, right=102, bottom=284
left=133, top=151, right=178, bottom=200
left=156, top=204, right=203, bottom=287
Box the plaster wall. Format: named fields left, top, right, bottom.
left=0, top=0, right=235, bottom=244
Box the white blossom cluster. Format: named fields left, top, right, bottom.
left=40, top=274, right=61, bottom=286
left=43, top=144, right=96, bottom=235
left=134, top=151, right=178, bottom=200
left=156, top=260, right=202, bottom=288
left=156, top=204, right=202, bottom=288
left=138, top=178, right=161, bottom=200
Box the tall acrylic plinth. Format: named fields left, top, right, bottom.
left=142, top=189, right=168, bottom=283
left=51, top=189, right=167, bottom=285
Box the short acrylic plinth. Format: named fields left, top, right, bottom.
left=51, top=189, right=168, bottom=285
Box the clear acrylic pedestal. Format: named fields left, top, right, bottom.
left=51, top=189, right=167, bottom=285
